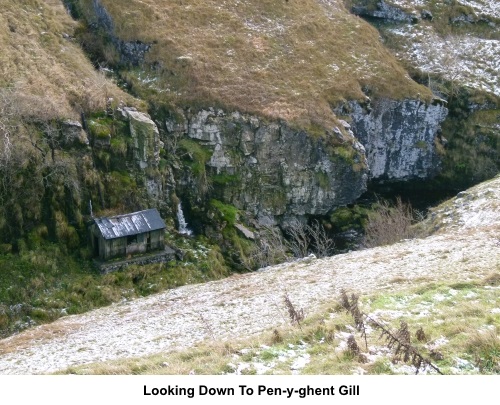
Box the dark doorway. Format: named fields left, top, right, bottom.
left=93, top=236, right=99, bottom=257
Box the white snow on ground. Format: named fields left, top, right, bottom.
left=388, top=0, right=426, bottom=9
left=386, top=0, right=500, bottom=19
left=378, top=0, right=500, bottom=96
left=0, top=176, right=499, bottom=374
left=389, top=25, right=500, bottom=96
left=426, top=175, right=500, bottom=230
left=458, top=0, right=500, bottom=19
left=223, top=342, right=311, bottom=375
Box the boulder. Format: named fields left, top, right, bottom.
left=61, top=120, right=89, bottom=146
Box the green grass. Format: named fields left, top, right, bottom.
left=0, top=234, right=230, bottom=339
left=209, top=199, right=239, bottom=227
left=178, top=138, right=212, bottom=175
left=212, top=173, right=240, bottom=187
left=329, top=205, right=368, bottom=232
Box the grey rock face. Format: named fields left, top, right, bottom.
left=90, top=0, right=151, bottom=65
left=450, top=13, right=477, bottom=25
left=352, top=1, right=419, bottom=23
left=122, top=107, right=161, bottom=169
left=339, top=99, right=448, bottom=180
left=61, top=120, right=89, bottom=146
left=421, top=9, right=433, bottom=21
left=168, top=109, right=368, bottom=218
left=91, top=0, right=113, bottom=32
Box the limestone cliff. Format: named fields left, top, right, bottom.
left=3, top=0, right=496, bottom=262
left=348, top=0, right=500, bottom=188
left=169, top=109, right=368, bottom=222
left=14, top=0, right=493, bottom=225
left=337, top=98, right=448, bottom=180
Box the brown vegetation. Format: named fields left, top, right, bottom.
left=340, top=289, right=443, bottom=374
left=75, top=0, right=431, bottom=129
left=0, top=0, right=135, bottom=120
left=363, top=197, right=417, bottom=247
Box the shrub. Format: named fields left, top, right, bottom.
left=363, top=197, right=416, bottom=248
left=250, top=226, right=290, bottom=269
left=209, top=199, right=239, bottom=227
left=284, top=219, right=335, bottom=258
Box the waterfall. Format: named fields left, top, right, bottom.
left=177, top=202, right=193, bottom=236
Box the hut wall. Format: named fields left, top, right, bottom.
left=126, top=233, right=147, bottom=256
left=104, top=237, right=127, bottom=260
left=92, top=226, right=165, bottom=261
left=149, top=230, right=165, bottom=250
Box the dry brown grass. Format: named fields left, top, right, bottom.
left=79, top=0, right=431, bottom=128
left=0, top=0, right=136, bottom=120
left=0, top=320, right=80, bottom=355
left=466, top=328, right=500, bottom=374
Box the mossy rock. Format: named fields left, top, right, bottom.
left=330, top=205, right=369, bottom=232
left=88, top=118, right=112, bottom=139
left=209, top=199, right=239, bottom=227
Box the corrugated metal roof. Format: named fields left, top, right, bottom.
left=95, top=208, right=166, bottom=240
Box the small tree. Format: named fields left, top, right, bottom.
left=308, top=220, right=335, bottom=258
left=250, top=225, right=290, bottom=269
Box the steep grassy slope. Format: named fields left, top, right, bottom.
left=71, top=0, right=431, bottom=128
left=0, top=0, right=134, bottom=119
left=0, top=0, right=141, bottom=245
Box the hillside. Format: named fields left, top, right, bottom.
left=348, top=0, right=500, bottom=189
left=347, top=0, right=500, bottom=97
left=0, top=0, right=140, bottom=247
left=0, top=0, right=498, bottom=361
left=0, top=175, right=498, bottom=375
left=0, top=0, right=135, bottom=120
left=69, top=0, right=430, bottom=127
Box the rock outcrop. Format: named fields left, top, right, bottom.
left=169, top=109, right=369, bottom=221
left=88, top=0, right=151, bottom=65
left=61, top=120, right=89, bottom=147
left=351, top=0, right=419, bottom=23
left=337, top=98, right=448, bottom=181
left=167, top=97, right=450, bottom=222
left=119, top=107, right=162, bottom=169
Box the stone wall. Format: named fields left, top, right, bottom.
left=97, top=247, right=178, bottom=274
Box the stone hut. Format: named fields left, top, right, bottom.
left=91, top=208, right=166, bottom=261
